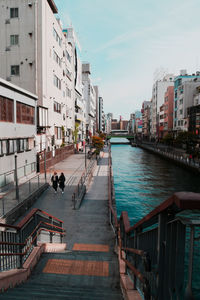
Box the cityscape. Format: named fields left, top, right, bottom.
left=0, top=0, right=200, bottom=300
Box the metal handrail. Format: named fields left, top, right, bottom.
left=0, top=208, right=65, bottom=271
left=72, top=157, right=96, bottom=209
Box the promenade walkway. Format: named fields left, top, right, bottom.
left=1, top=148, right=123, bottom=299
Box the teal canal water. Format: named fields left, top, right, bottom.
left=111, top=143, right=200, bottom=224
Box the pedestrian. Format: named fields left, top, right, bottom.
left=51, top=171, right=59, bottom=193
left=59, top=172, right=66, bottom=194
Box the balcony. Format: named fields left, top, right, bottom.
left=75, top=113, right=82, bottom=122
left=75, top=99, right=84, bottom=110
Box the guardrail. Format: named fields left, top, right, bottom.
left=72, top=156, right=96, bottom=210
left=0, top=173, right=47, bottom=217
left=118, top=192, right=200, bottom=300
left=0, top=208, right=65, bottom=271
left=108, top=145, right=118, bottom=232
left=140, top=142, right=200, bottom=170
left=0, top=162, right=36, bottom=190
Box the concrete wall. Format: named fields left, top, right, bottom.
left=0, top=78, right=37, bottom=185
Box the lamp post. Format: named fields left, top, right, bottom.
left=44, top=148, right=47, bottom=182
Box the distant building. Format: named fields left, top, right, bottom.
left=0, top=78, right=37, bottom=191
left=82, top=63, right=96, bottom=141
left=111, top=119, right=120, bottom=130
left=163, top=86, right=174, bottom=136
left=151, top=74, right=174, bottom=137
left=187, top=105, right=200, bottom=137
left=142, top=101, right=151, bottom=139
left=105, top=113, right=112, bottom=134
left=174, top=70, right=200, bottom=133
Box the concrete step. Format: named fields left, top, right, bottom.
left=1, top=285, right=123, bottom=299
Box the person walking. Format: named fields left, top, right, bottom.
left=59, top=172, right=66, bottom=194
left=51, top=171, right=59, bottom=193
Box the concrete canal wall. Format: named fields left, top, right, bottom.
left=139, top=143, right=200, bottom=174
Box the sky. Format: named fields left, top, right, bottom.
left=54, top=0, right=200, bottom=119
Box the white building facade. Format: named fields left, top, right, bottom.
left=0, top=78, right=37, bottom=190
left=82, top=63, right=96, bottom=141
left=174, top=71, right=200, bottom=132
left=0, top=0, right=75, bottom=151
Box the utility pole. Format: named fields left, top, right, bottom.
left=14, top=154, right=19, bottom=202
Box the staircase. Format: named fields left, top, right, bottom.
left=0, top=250, right=123, bottom=300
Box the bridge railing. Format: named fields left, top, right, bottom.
left=119, top=192, right=200, bottom=300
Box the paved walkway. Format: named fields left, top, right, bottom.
left=0, top=153, right=87, bottom=218
left=1, top=147, right=123, bottom=299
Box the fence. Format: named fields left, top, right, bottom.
left=0, top=162, right=36, bottom=190
left=71, top=155, right=97, bottom=210
left=140, top=142, right=200, bottom=170
left=0, top=208, right=65, bottom=271
left=119, top=192, right=200, bottom=300
left=0, top=173, right=46, bottom=217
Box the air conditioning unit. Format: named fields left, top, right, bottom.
left=5, top=47, right=10, bottom=51
left=6, top=77, right=11, bottom=81
left=5, top=19, right=10, bottom=24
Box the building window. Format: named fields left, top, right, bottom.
left=180, top=109, right=183, bottom=115
left=53, top=50, right=61, bottom=67
left=53, top=101, right=61, bottom=113
left=66, top=68, right=72, bottom=80
left=16, top=102, right=35, bottom=124
left=11, top=65, right=20, bottom=76
left=10, top=7, right=18, bottom=18
left=55, top=127, right=62, bottom=139
left=53, top=74, right=61, bottom=89
left=66, top=50, right=71, bottom=63
left=66, top=87, right=71, bottom=98
left=0, top=96, right=14, bottom=122
left=7, top=139, right=14, bottom=155
left=10, top=35, right=19, bottom=45
left=0, top=140, right=3, bottom=156
left=53, top=28, right=61, bottom=46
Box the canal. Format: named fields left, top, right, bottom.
left=111, top=142, right=200, bottom=224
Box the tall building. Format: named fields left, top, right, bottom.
left=82, top=63, right=96, bottom=141
left=174, top=70, right=200, bottom=133
left=163, top=86, right=174, bottom=136
left=0, top=0, right=75, bottom=149
left=142, top=101, right=151, bottom=139
left=99, top=96, right=103, bottom=132
left=94, top=86, right=99, bottom=133
left=151, top=74, right=174, bottom=137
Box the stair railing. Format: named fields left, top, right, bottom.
left=0, top=208, right=65, bottom=271
left=119, top=192, right=200, bottom=300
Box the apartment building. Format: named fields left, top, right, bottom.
left=82, top=63, right=96, bottom=141
left=142, top=101, right=151, bottom=139
left=0, top=77, right=37, bottom=190
left=162, top=86, right=174, bottom=136
left=174, top=70, right=200, bottom=133
left=0, top=0, right=75, bottom=150
left=151, top=74, right=174, bottom=137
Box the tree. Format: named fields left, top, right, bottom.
left=72, top=122, right=79, bottom=144
left=92, top=136, right=104, bottom=154
left=162, top=133, right=173, bottom=145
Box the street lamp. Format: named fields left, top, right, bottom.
left=14, top=154, right=19, bottom=202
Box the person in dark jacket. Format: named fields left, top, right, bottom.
left=59, top=172, right=66, bottom=194
left=51, top=171, right=59, bottom=193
